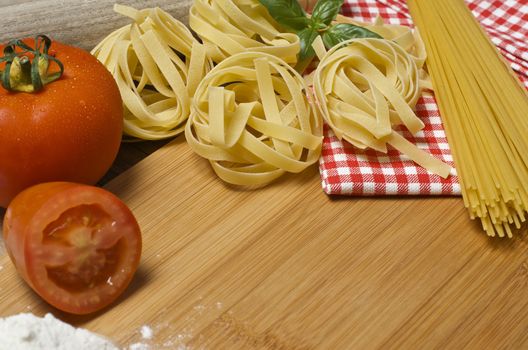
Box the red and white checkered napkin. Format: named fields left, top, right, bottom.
left=320, top=0, right=528, bottom=196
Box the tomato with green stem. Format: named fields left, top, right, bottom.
left=0, top=35, right=123, bottom=208
left=3, top=182, right=142, bottom=315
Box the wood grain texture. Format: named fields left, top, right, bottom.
left=1, top=1, right=528, bottom=349
left=0, top=0, right=192, bottom=49
left=1, top=139, right=528, bottom=349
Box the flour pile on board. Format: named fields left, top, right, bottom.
left=0, top=313, right=117, bottom=350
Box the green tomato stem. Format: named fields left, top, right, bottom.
left=0, top=34, right=64, bottom=93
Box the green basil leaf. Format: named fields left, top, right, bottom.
left=322, top=23, right=382, bottom=49
left=258, top=0, right=311, bottom=31
left=297, top=26, right=320, bottom=61
left=312, top=0, right=344, bottom=26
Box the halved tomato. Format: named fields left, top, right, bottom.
left=3, top=182, right=142, bottom=315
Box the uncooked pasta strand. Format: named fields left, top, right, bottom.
left=313, top=38, right=452, bottom=179
left=92, top=4, right=211, bottom=140
left=407, top=0, right=528, bottom=237
left=186, top=52, right=322, bottom=187
left=189, top=0, right=300, bottom=64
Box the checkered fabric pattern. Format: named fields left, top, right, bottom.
left=320, top=0, right=528, bottom=196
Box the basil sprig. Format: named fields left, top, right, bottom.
left=297, top=27, right=319, bottom=61
left=258, top=0, right=382, bottom=70
left=312, top=0, right=345, bottom=26
left=258, top=0, right=311, bottom=31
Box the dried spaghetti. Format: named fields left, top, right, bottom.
left=408, top=0, right=528, bottom=237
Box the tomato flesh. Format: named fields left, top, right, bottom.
left=3, top=182, right=142, bottom=315
left=43, top=204, right=123, bottom=292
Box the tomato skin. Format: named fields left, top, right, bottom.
left=3, top=182, right=142, bottom=315
left=0, top=38, right=123, bottom=208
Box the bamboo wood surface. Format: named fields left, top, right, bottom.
left=1, top=1, right=528, bottom=349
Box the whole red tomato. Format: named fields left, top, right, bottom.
left=0, top=36, right=123, bottom=207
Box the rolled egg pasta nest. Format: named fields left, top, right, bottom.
left=189, top=0, right=300, bottom=65
left=313, top=38, right=452, bottom=178
left=336, top=15, right=428, bottom=72
left=185, top=52, right=323, bottom=186
left=92, top=4, right=211, bottom=140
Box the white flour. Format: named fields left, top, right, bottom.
left=140, top=325, right=153, bottom=340
left=0, top=313, right=118, bottom=350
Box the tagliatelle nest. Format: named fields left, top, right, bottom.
left=336, top=15, right=428, bottom=70
left=313, top=38, right=452, bottom=178
left=92, top=4, right=211, bottom=140
left=189, top=0, right=300, bottom=65
left=185, top=52, right=323, bottom=186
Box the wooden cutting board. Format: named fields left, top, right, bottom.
left=1, top=1, right=528, bottom=349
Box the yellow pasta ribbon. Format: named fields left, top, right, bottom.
left=313, top=38, right=452, bottom=178
left=189, top=0, right=300, bottom=65
left=186, top=52, right=322, bottom=186
left=92, top=4, right=211, bottom=140
left=336, top=15, right=427, bottom=69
